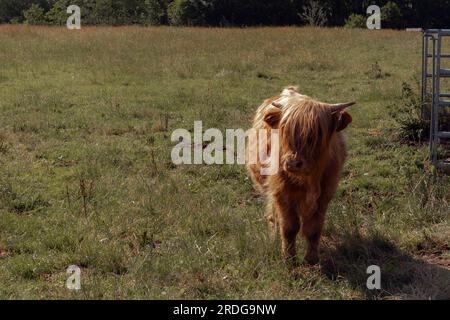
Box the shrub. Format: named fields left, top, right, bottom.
left=381, top=1, right=405, bottom=29
left=141, top=0, right=167, bottom=25
left=23, top=3, right=46, bottom=25
left=345, top=14, right=366, bottom=29
left=168, top=0, right=210, bottom=26
left=9, top=17, right=20, bottom=24
left=389, top=82, right=429, bottom=143
left=366, top=62, right=390, bottom=79
left=45, top=0, right=69, bottom=26
left=299, top=0, right=328, bottom=27
left=91, top=0, right=121, bottom=25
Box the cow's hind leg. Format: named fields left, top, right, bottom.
left=265, top=198, right=279, bottom=240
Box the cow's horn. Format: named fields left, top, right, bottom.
left=272, top=102, right=283, bottom=108
left=330, top=102, right=355, bottom=113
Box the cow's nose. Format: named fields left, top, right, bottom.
left=286, top=159, right=302, bottom=171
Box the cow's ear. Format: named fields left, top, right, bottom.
left=335, top=111, right=352, bottom=132
left=264, top=107, right=282, bottom=128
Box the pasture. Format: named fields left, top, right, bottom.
left=0, top=25, right=448, bottom=299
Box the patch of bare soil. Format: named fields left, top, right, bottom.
left=420, top=254, right=450, bottom=270
left=0, top=248, right=8, bottom=259
left=416, top=242, right=450, bottom=270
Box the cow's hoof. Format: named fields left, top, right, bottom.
left=304, top=253, right=319, bottom=265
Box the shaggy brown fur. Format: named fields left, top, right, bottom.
left=247, top=86, right=354, bottom=265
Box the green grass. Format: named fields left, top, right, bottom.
left=0, top=25, right=449, bottom=300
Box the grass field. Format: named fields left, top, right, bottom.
left=0, top=25, right=449, bottom=300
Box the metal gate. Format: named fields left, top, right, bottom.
left=422, top=29, right=450, bottom=169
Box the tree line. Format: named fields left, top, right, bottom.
left=0, top=0, right=449, bottom=28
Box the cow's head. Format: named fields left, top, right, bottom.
left=263, top=98, right=354, bottom=177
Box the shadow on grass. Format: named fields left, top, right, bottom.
left=320, top=233, right=450, bottom=299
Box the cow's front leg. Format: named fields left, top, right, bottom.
left=301, top=209, right=326, bottom=265
left=297, top=185, right=322, bottom=265
left=273, top=195, right=300, bottom=263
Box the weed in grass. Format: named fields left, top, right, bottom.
left=388, top=82, right=429, bottom=143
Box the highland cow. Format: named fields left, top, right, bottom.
left=247, top=86, right=355, bottom=265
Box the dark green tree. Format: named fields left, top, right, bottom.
left=0, top=0, right=449, bottom=28
left=23, top=3, right=46, bottom=24
left=345, top=13, right=366, bottom=28
left=168, top=0, right=212, bottom=26
left=381, top=1, right=405, bottom=29
left=45, top=0, right=69, bottom=25
left=142, top=0, right=168, bottom=25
